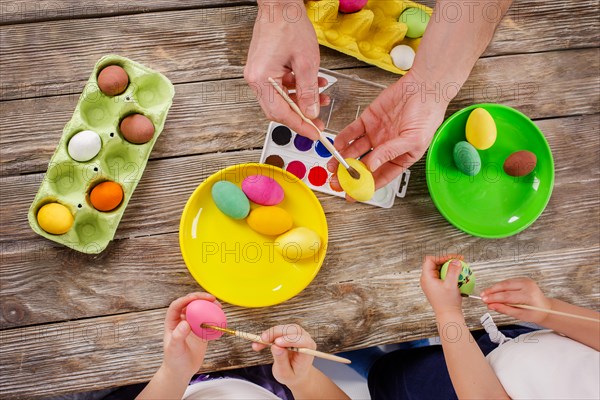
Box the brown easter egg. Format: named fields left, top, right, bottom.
left=120, top=114, right=155, bottom=144
left=503, top=150, right=537, bottom=177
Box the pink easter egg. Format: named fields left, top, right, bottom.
left=339, top=0, right=368, bottom=13
left=241, top=175, right=284, bottom=206
left=185, top=300, right=227, bottom=340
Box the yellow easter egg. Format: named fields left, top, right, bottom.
left=337, top=158, right=375, bottom=201
left=275, top=227, right=322, bottom=262
left=466, top=108, right=497, bottom=150
left=247, top=206, right=293, bottom=236
left=37, top=203, right=74, bottom=235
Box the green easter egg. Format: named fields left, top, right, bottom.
left=440, top=260, right=475, bottom=295
left=399, top=8, right=430, bottom=38
left=453, top=141, right=481, bottom=176
left=211, top=181, right=250, bottom=220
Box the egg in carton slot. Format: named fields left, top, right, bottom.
left=306, top=0, right=432, bottom=74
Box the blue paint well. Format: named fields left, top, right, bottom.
left=315, top=137, right=334, bottom=158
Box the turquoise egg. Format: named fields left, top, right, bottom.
left=453, top=141, right=481, bottom=176
left=211, top=181, right=250, bottom=220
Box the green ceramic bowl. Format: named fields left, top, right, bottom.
left=426, top=104, right=554, bottom=238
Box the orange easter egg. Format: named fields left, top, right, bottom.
left=90, top=181, right=124, bottom=212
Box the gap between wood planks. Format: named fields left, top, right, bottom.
left=0, top=1, right=259, bottom=26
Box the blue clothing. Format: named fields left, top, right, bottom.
left=365, top=325, right=536, bottom=399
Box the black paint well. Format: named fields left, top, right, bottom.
left=271, top=125, right=292, bottom=146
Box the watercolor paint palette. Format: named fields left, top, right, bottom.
left=260, top=122, right=410, bottom=208
left=306, top=0, right=432, bottom=74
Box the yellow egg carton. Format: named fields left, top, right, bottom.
left=306, top=0, right=432, bottom=74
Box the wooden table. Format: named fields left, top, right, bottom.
left=1, top=1, right=598, bottom=398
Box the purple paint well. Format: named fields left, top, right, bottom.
left=293, top=135, right=314, bottom=152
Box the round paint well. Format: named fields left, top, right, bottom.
left=286, top=160, right=307, bottom=179
left=308, top=166, right=328, bottom=187
left=372, top=187, right=390, bottom=203
left=265, top=154, right=285, bottom=168
left=272, top=125, right=292, bottom=146
left=294, top=135, right=314, bottom=152
left=315, top=137, right=334, bottom=158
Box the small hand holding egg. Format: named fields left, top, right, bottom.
left=440, top=259, right=475, bottom=295
left=162, top=293, right=222, bottom=379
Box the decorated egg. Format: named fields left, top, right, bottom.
left=453, top=141, right=481, bottom=176
left=337, top=158, right=375, bottom=201
left=68, top=130, right=102, bottom=162
left=37, top=203, right=74, bottom=235
left=185, top=299, right=227, bottom=341
left=466, top=108, right=497, bottom=150
left=275, top=227, right=322, bottom=262
left=390, top=45, right=415, bottom=70
left=211, top=181, right=250, bottom=219
left=247, top=206, right=293, bottom=236
left=242, top=175, right=284, bottom=206
left=504, top=150, right=537, bottom=177
left=440, top=259, right=475, bottom=295
left=90, top=181, right=124, bottom=212
left=339, top=0, right=368, bottom=13
left=97, top=65, right=129, bottom=96
left=399, top=8, right=430, bottom=38
left=120, top=114, right=155, bottom=144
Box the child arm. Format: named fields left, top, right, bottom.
left=421, top=256, right=510, bottom=399
left=482, top=278, right=600, bottom=351
left=136, top=293, right=219, bottom=400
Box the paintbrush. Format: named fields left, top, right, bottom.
left=201, top=324, right=351, bottom=364
left=267, top=77, right=361, bottom=180
left=463, top=294, right=599, bottom=323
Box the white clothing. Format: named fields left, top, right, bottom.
left=486, top=330, right=600, bottom=399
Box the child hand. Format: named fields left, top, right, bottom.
left=481, top=278, right=552, bottom=324
left=420, top=255, right=465, bottom=317
left=162, top=292, right=220, bottom=379
left=252, top=324, right=316, bottom=390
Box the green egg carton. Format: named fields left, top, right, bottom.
left=306, top=0, right=432, bottom=74
left=28, top=55, right=175, bottom=254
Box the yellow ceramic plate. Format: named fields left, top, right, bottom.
left=179, top=163, right=328, bottom=307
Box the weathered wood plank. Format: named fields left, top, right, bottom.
left=1, top=1, right=598, bottom=101
left=1, top=49, right=599, bottom=177
left=1, top=146, right=598, bottom=329
left=0, top=1, right=255, bottom=25
left=0, top=246, right=598, bottom=399
left=2, top=113, right=598, bottom=248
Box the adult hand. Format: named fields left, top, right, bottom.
left=420, top=254, right=465, bottom=317
left=481, top=278, right=553, bottom=325
left=252, top=324, right=317, bottom=389
left=328, top=70, right=449, bottom=190
left=244, top=0, right=329, bottom=140
left=162, top=292, right=220, bottom=379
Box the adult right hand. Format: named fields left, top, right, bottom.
left=244, top=0, right=328, bottom=140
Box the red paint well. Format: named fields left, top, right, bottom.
left=308, top=166, right=328, bottom=187
left=286, top=160, right=307, bottom=179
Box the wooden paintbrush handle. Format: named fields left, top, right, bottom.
left=508, top=303, right=599, bottom=323
left=291, top=347, right=351, bottom=364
